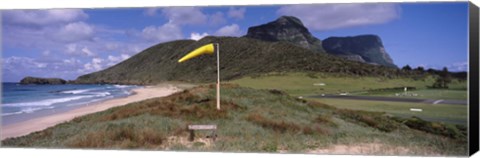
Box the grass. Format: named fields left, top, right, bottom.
left=1, top=84, right=468, bottom=156
left=230, top=72, right=467, bottom=100
left=313, top=98, right=467, bottom=125
left=362, top=89, right=468, bottom=100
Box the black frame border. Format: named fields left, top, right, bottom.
left=469, top=1, right=479, bottom=156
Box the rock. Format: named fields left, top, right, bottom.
left=322, top=35, right=397, bottom=68
left=245, top=16, right=325, bottom=53
left=20, top=76, right=67, bottom=85
left=244, top=16, right=397, bottom=68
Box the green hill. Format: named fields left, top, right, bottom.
left=75, top=36, right=407, bottom=85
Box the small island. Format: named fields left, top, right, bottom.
left=19, top=76, right=67, bottom=85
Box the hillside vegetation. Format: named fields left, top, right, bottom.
left=75, top=36, right=420, bottom=85
left=2, top=84, right=467, bottom=155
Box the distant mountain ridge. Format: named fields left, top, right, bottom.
left=244, top=16, right=397, bottom=68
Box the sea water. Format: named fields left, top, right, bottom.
left=1, top=83, right=139, bottom=126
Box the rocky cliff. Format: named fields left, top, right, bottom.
left=244, top=16, right=325, bottom=53
left=245, top=16, right=397, bottom=68
left=322, top=35, right=397, bottom=68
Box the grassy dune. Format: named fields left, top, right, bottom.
left=2, top=84, right=467, bottom=156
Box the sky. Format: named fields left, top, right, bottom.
left=1, top=2, right=469, bottom=82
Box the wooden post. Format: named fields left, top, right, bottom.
left=188, top=129, right=195, bottom=141
left=216, top=43, right=220, bottom=110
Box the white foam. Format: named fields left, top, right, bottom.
left=2, top=84, right=136, bottom=116
left=60, top=89, right=91, bottom=94
left=2, top=106, right=54, bottom=116
left=114, top=85, right=132, bottom=88
left=92, top=92, right=111, bottom=97
left=2, top=111, right=24, bottom=116
left=60, top=87, right=103, bottom=94
left=2, top=95, right=95, bottom=107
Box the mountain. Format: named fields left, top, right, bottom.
left=20, top=76, right=66, bottom=85
left=322, top=35, right=397, bottom=68
left=244, top=16, right=325, bottom=53
left=75, top=36, right=401, bottom=85
left=244, top=16, right=397, bottom=68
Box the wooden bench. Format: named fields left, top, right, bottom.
left=188, top=125, right=217, bottom=141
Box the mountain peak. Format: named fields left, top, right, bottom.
left=276, top=16, right=305, bottom=26
left=244, top=16, right=325, bottom=52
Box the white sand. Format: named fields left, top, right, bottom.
left=1, top=85, right=181, bottom=140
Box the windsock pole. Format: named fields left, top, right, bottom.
left=216, top=43, right=220, bottom=110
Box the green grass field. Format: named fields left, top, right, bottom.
left=360, top=89, right=467, bottom=100
left=311, top=98, right=467, bottom=125
left=230, top=72, right=467, bottom=100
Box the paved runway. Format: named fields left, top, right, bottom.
left=308, top=94, right=467, bottom=105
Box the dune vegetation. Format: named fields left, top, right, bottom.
left=2, top=84, right=467, bottom=156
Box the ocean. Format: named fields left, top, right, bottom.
left=1, top=83, right=139, bottom=126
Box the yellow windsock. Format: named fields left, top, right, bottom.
left=178, top=43, right=215, bottom=63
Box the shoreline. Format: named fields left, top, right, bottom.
left=1, top=84, right=181, bottom=140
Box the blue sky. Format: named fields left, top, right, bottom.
left=1, top=2, right=469, bottom=82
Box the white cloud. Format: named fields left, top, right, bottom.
left=63, top=58, right=81, bottom=65
left=190, top=32, right=209, bottom=40
left=2, top=9, right=156, bottom=81
left=214, top=24, right=242, bottom=36
left=144, top=8, right=158, bottom=16
left=412, top=62, right=468, bottom=72
left=107, top=54, right=131, bottom=66
left=66, top=44, right=77, bottom=53
left=64, top=44, right=96, bottom=57
left=1, top=56, right=83, bottom=81
left=81, top=47, right=96, bottom=57
left=3, top=9, right=88, bottom=26
left=228, top=7, right=246, bottom=20
left=42, top=50, right=51, bottom=56
left=141, top=23, right=183, bottom=43
left=83, top=57, right=104, bottom=72
left=277, top=3, right=400, bottom=31
left=209, top=12, right=226, bottom=26
left=105, top=43, right=120, bottom=51
left=3, top=56, right=47, bottom=70
left=51, top=22, right=94, bottom=43
left=447, top=61, right=468, bottom=72
left=161, top=7, right=207, bottom=25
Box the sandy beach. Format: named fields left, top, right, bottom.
left=1, top=84, right=181, bottom=140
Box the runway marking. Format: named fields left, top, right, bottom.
left=410, top=108, right=423, bottom=112
left=432, top=100, right=444, bottom=104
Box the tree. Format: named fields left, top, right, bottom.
left=415, top=66, right=425, bottom=72
left=432, top=67, right=452, bottom=89
left=426, top=68, right=436, bottom=74
left=402, top=65, right=412, bottom=71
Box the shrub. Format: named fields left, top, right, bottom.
left=67, top=125, right=165, bottom=149
left=335, top=109, right=399, bottom=132
left=401, top=116, right=466, bottom=139
left=314, top=114, right=337, bottom=127
left=246, top=113, right=302, bottom=133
